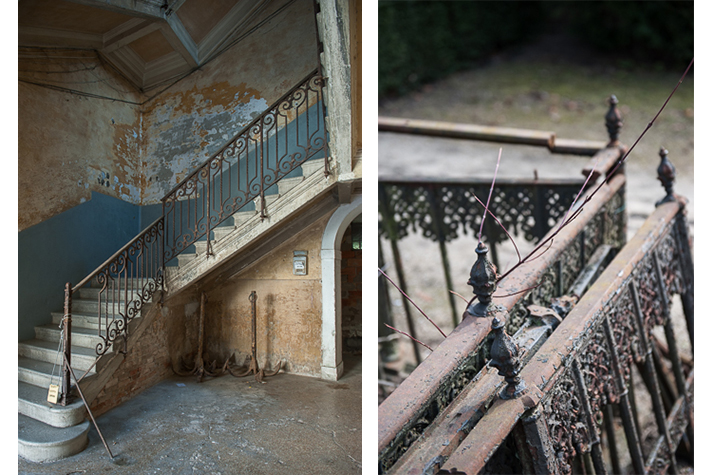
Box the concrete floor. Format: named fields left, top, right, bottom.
left=18, top=355, right=362, bottom=475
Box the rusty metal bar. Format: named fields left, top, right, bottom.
left=439, top=199, right=690, bottom=474
left=378, top=174, right=626, bottom=470
left=379, top=116, right=557, bottom=149
left=60, top=282, right=72, bottom=406
left=379, top=184, right=422, bottom=365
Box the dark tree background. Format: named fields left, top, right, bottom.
left=379, top=1, right=694, bottom=98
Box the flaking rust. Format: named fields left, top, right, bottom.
left=223, top=291, right=282, bottom=383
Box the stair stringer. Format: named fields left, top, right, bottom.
left=78, top=299, right=162, bottom=410
left=166, top=164, right=337, bottom=296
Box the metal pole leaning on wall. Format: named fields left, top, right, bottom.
left=60, top=282, right=72, bottom=406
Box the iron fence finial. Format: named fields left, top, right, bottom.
left=656, top=147, right=676, bottom=206
left=605, top=94, right=623, bottom=147
left=489, top=309, right=526, bottom=399
left=467, top=242, right=499, bottom=317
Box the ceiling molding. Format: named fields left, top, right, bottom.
left=162, top=16, right=199, bottom=67
left=20, top=0, right=278, bottom=93
left=62, top=0, right=164, bottom=20
left=19, top=26, right=104, bottom=50
left=102, top=20, right=161, bottom=54
left=198, top=0, right=268, bottom=62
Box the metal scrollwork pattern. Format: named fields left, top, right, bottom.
left=163, top=69, right=327, bottom=261
left=543, top=373, right=588, bottom=475
left=77, top=218, right=164, bottom=357
left=378, top=182, right=581, bottom=246
left=578, top=324, right=618, bottom=425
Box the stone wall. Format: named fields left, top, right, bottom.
left=196, top=212, right=332, bottom=377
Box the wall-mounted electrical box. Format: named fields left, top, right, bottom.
left=293, top=250, right=308, bottom=275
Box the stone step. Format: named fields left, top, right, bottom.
left=18, top=357, right=96, bottom=389
left=77, top=285, right=150, bottom=301
left=18, top=413, right=90, bottom=463
left=52, top=311, right=104, bottom=330
left=277, top=175, right=304, bottom=194
left=71, top=296, right=140, bottom=314
left=35, top=323, right=105, bottom=350
left=301, top=157, right=325, bottom=177
left=18, top=381, right=86, bottom=428
left=89, top=277, right=153, bottom=289
left=18, top=339, right=101, bottom=373
left=254, top=193, right=280, bottom=212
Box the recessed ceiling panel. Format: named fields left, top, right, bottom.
left=176, top=0, right=238, bottom=45
left=129, top=29, right=176, bottom=63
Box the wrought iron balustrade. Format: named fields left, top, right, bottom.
left=162, top=69, right=328, bottom=262
left=54, top=67, right=329, bottom=407
left=378, top=170, right=627, bottom=473
left=436, top=187, right=693, bottom=475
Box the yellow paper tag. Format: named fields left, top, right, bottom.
left=47, top=384, right=59, bottom=404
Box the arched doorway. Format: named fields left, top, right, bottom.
left=320, top=195, right=362, bottom=380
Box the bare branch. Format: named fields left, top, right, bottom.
left=384, top=324, right=433, bottom=352
left=478, top=148, right=503, bottom=243
left=379, top=268, right=447, bottom=338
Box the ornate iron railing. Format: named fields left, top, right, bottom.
left=378, top=172, right=627, bottom=472
left=435, top=193, right=693, bottom=475
left=68, top=217, right=165, bottom=358
left=162, top=69, right=328, bottom=262
left=56, top=68, right=328, bottom=405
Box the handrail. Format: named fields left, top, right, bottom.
left=71, top=216, right=164, bottom=292
left=162, top=68, right=326, bottom=201
left=378, top=171, right=626, bottom=471
left=56, top=68, right=328, bottom=407
left=440, top=198, right=693, bottom=475
left=162, top=68, right=328, bottom=261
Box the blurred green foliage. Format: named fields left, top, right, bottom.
left=554, top=1, right=693, bottom=68
left=378, top=1, right=693, bottom=99
left=379, top=1, right=542, bottom=97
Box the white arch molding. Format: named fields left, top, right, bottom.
left=320, top=195, right=362, bottom=380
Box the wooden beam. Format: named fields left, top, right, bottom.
left=379, top=116, right=556, bottom=149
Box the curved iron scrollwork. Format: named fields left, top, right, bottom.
left=163, top=69, right=328, bottom=261
left=379, top=181, right=582, bottom=247
left=78, top=218, right=164, bottom=356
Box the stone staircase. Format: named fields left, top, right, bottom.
left=18, top=281, right=121, bottom=462
left=173, top=158, right=325, bottom=269
left=18, top=157, right=326, bottom=462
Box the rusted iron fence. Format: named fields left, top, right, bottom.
left=378, top=99, right=693, bottom=474
left=56, top=68, right=328, bottom=406
left=436, top=188, right=693, bottom=475
left=378, top=97, right=625, bottom=369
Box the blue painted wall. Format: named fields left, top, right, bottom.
left=18, top=192, right=142, bottom=341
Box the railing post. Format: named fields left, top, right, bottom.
left=61, top=282, right=72, bottom=406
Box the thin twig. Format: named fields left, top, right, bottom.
left=385, top=324, right=433, bottom=352
left=471, top=193, right=522, bottom=264
left=478, top=148, right=503, bottom=243
left=449, top=290, right=469, bottom=303
left=379, top=268, right=447, bottom=338
left=495, top=58, right=693, bottom=284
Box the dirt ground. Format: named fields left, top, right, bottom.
left=378, top=33, right=693, bottom=473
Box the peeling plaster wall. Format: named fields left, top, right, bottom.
left=18, top=50, right=143, bottom=232
left=18, top=0, right=318, bottom=230
left=188, top=214, right=331, bottom=378
left=140, top=0, right=318, bottom=204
